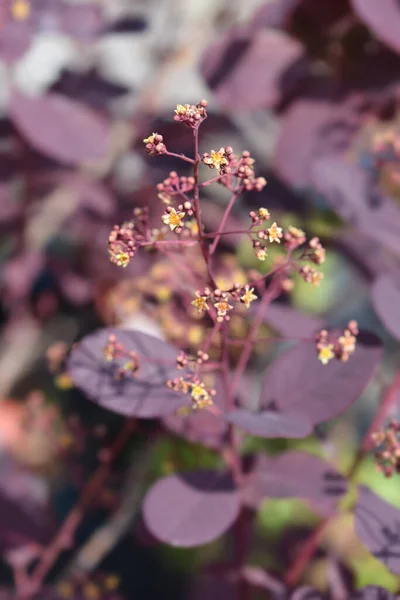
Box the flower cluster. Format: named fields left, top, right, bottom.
left=173, top=100, right=208, bottom=128
left=191, top=285, right=257, bottom=322
left=372, top=419, right=400, bottom=477
left=166, top=376, right=215, bottom=409
left=156, top=171, right=195, bottom=205
left=143, top=132, right=167, bottom=156
left=315, top=321, right=359, bottom=365
left=103, top=335, right=140, bottom=378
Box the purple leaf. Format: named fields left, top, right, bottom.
left=260, top=332, right=382, bottom=425
left=201, top=28, right=309, bottom=110
left=59, top=2, right=103, bottom=40
left=274, top=88, right=365, bottom=187
left=9, top=90, right=110, bottom=165
left=142, top=470, right=240, bottom=547
left=226, top=409, right=312, bottom=439
left=67, top=328, right=189, bottom=418
left=244, top=452, right=347, bottom=516
left=162, top=379, right=228, bottom=449
left=0, top=21, right=32, bottom=62
left=371, top=274, right=400, bottom=340
left=355, top=486, right=400, bottom=575
left=351, top=0, right=400, bottom=55
left=263, top=302, right=324, bottom=338
left=290, top=588, right=324, bottom=600
left=311, top=157, right=400, bottom=254
left=189, top=576, right=237, bottom=600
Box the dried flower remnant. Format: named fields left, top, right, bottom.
left=372, top=419, right=400, bottom=477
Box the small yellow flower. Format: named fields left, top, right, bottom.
left=318, top=344, right=335, bottom=365
left=186, top=219, right=199, bottom=236
left=104, top=575, right=120, bottom=591
left=255, top=248, right=267, bottom=261
left=175, top=104, right=190, bottom=115
left=267, top=222, right=283, bottom=243
left=143, top=132, right=158, bottom=144
left=161, top=207, right=185, bottom=231
left=83, top=583, right=100, bottom=600
left=310, top=270, right=324, bottom=286
left=338, top=330, right=356, bottom=355
left=190, top=382, right=212, bottom=408
left=214, top=299, right=233, bottom=320
left=12, top=0, right=30, bottom=20
left=288, top=226, right=306, bottom=239
left=258, top=207, right=270, bottom=220
left=240, top=286, right=257, bottom=308
left=191, top=292, right=209, bottom=314
left=204, top=148, right=228, bottom=170
left=57, top=582, right=74, bottom=599
left=116, top=251, right=130, bottom=267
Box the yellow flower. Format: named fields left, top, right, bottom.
left=190, top=382, right=212, bottom=408
left=338, top=330, right=356, bottom=355
left=104, top=576, right=120, bottom=591
left=318, top=344, right=335, bottom=365
left=191, top=292, right=209, bottom=314
left=143, top=132, right=158, bottom=144
left=214, top=299, right=233, bottom=320
left=204, top=148, right=228, bottom=170
left=175, top=104, right=190, bottom=115
left=310, top=270, right=324, bottom=286
left=267, top=222, right=283, bottom=243
left=12, top=0, right=30, bottom=20
left=288, top=226, right=306, bottom=239
left=186, top=219, right=199, bottom=236
left=255, top=248, right=267, bottom=261
left=161, top=207, right=185, bottom=231
left=258, top=207, right=270, bottom=220
left=240, top=286, right=257, bottom=308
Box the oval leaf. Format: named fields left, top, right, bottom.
left=351, top=0, right=400, bottom=55
left=226, top=409, right=312, bottom=439
left=142, top=470, right=240, bottom=547
left=260, top=332, right=382, bottom=425
left=371, top=274, right=400, bottom=340
left=355, top=486, right=400, bottom=575
left=244, top=452, right=348, bottom=516
left=201, top=28, right=309, bottom=110
left=9, top=89, right=110, bottom=165
left=263, top=302, right=324, bottom=338
left=67, top=328, right=188, bottom=418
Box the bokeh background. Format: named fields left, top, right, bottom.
left=2, top=0, right=400, bottom=597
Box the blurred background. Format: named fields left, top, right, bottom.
left=1, top=0, right=400, bottom=597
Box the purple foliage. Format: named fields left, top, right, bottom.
left=226, top=408, right=312, bottom=439
left=142, top=470, right=240, bottom=547
left=244, top=452, right=348, bottom=516
left=68, top=328, right=189, bottom=417
left=259, top=333, right=382, bottom=425
left=355, top=486, right=400, bottom=575
left=351, top=0, right=400, bottom=55
left=371, top=274, right=400, bottom=340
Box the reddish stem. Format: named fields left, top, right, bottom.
left=209, top=190, right=242, bottom=256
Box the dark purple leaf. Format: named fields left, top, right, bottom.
left=162, top=379, right=228, bottom=449
left=226, top=409, right=312, bottom=439
left=244, top=452, right=347, bottom=516
left=371, top=274, right=400, bottom=340
left=263, top=302, right=324, bottom=338
left=260, top=332, right=382, bottom=425
left=142, top=470, right=240, bottom=547
left=351, top=0, right=400, bottom=55
left=0, top=21, right=31, bottom=62
left=201, top=28, right=309, bottom=110
left=311, top=157, right=400, bottom=254
left=274, top=88, right=365, bottom=187
left=103, top=16, right=147, bottom=34
left=355, top=486, right=400, bottom=575
left=189, top=576, right=237, bottom=600
left=9, top=89, right=110, bottom=165
left=50, top=68, right=129, bottom=109
left=68, top=328, right=189, bottom=418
